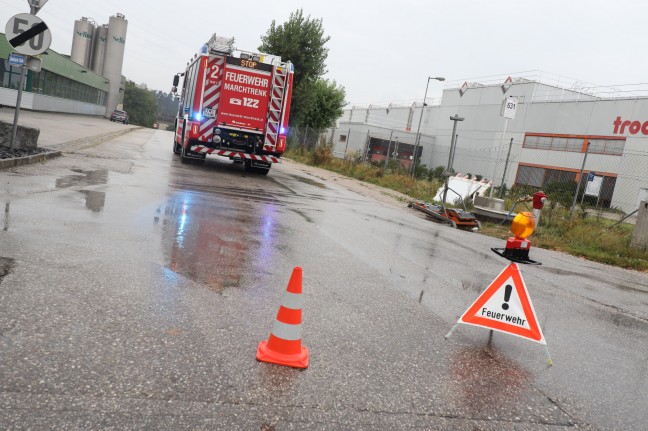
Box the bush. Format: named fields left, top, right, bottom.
left=544, top=180, right=578, bottom=208
left=412, top=163, right=428, bottom=180
left=428, top=166, right=446, bottom=181
left=310, top=138, right=334, bottom=165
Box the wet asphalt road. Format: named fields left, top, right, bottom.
left=0, top=121, right=647, bottom=430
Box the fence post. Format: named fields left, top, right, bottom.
left=383, top=131, right=394, bottom=175
left=363, top=130, right=370, bottom=162
left=343, top=128, right=351, bottom=155
left=304, top=126, right=310, bottom=148
left=570, top=141, right=591, bottom=221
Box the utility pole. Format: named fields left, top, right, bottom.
left=411, top=76, right=445, bottom=177
left=441, top=115, right=465, bottom=208
left=344, top=128, right=351, bottom=155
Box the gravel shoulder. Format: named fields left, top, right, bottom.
left=283, top=158, right=415, bottom=210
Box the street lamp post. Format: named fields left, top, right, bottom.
left=441, top=115, right=465, bottom=208
left=410, top=76, right=445, bottom=177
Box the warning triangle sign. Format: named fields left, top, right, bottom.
left=458, top=263, right=546, bottom=344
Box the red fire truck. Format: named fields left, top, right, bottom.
left=172, top=34, right=294, bottom=175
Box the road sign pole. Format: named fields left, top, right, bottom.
left=545, top=345, right=553, bottom=366
left=10, top=65, right=27, bottom=150
left=489, top=117, right=509, bottom=198
left=29, top=0, right=49, bottom=15
left=499, top=138, right=515, bottom=198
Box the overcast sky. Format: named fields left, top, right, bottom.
left=2, top=0, right=647, bottom=107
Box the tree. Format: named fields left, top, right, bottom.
left=156, top=90, right=178, bottom=122
left=123, top=81, right=158, bottom=127
left=259, top=9, right=329, bottom=88
left=296, top=79, right=346, bottom=129
left=259, top=9, right=346, bottom=129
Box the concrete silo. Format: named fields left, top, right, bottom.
left=91, top=24, right=108, bottom=75
left=71, top=17, right=95, bottom=67
left=104, top=13, right=128, bottom=116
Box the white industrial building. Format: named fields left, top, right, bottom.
left=333, top=75, right=648, bottom=214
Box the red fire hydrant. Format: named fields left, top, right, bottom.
left=532, top=191, right=548, bottom=227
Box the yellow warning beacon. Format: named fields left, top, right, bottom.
left=491, top=192, right=548, bottom=265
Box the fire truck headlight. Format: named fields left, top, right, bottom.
left=214, top=128, right=221, bottom=135
left=213, top=136, right=221, bottom=144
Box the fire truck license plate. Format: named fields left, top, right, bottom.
left=202, top=108, right=216, bottom=118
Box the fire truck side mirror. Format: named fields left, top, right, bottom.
left=172, top=75, right=180, bottom=87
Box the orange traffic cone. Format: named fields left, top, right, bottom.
left=256, top=267, right=309, bottom=369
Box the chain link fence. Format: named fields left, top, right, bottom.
left=288, top=126, right=648, bottom=225
left=286, top=126, right=323, bottom=151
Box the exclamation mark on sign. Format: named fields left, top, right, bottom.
left=502, top=285, right=513, bottom=310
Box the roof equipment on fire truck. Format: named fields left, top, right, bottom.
left=206, top=34, right=235, bottom=55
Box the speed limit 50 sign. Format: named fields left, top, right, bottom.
left=5, top=13, right=52, bottom=56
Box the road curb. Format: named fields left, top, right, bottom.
left=0, top=150, right=62, bottom=170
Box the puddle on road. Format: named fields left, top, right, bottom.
left=0, top=257, right=15, bottom=282
left=55, top=169, right=108, bottom=213
left=55, top=169, right=108, bottom=188
left=79, top=190, right=106, bottom=212
left=289, top=174, right=327, bottom=189
left=157, top=192, right=283, bottom=293
left=4, top=202, right=9, bottom=231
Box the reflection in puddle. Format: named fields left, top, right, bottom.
left=159, top=192, right=280, bottom=293
left=80, top=190, right=106, bottom=212
left=451, top=345, right=532, bottom=413
left=289, top=174, right=327, bottom=189
left=4, top=202, right=9, bottom=231
left=56, top=170, right=109, bottom=213
left=55, top=169, right=108, bottom=189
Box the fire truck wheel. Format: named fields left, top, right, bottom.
left=173, top=141, right=181, bottom=155
left=180, top=146, right=189, bottom=163
left=257, top=167, right=270, bottom=175
left=244, top=160, right=254, bottom=173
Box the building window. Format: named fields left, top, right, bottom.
left=516, top=165, right=546, bottom=188
left=0, top=60, right=26, bottom=90
left=339, top=135, right=347, bottom=142
left=523, top=133, right=625, bottom=156
left=0, top=59, right=106, bottom=106
left=514, top=163, right=617, bottom=208
left=587, top=138, right=624, bottom=156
